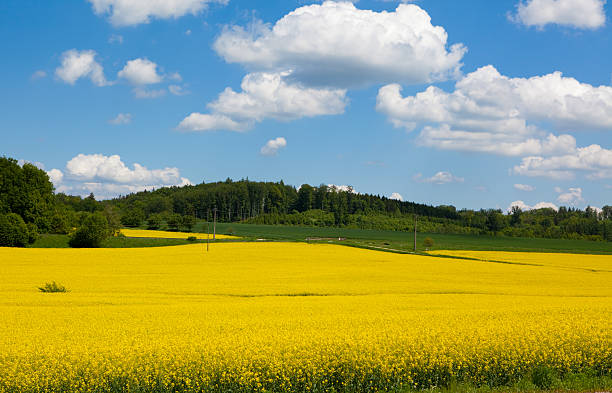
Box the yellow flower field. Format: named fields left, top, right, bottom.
left=120, top=228, right=239, bottom=240
left=0, top=243, right=610, bottom=392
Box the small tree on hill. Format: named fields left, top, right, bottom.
left=0, top=213, right=29, bottom=247
left=69, top=212, right=110, bottom=248
left=182, top=215, right=196, bottom=232
left=167, top=214, right=183, bottom=231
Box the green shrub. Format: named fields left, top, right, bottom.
left=69, top=212, right=110, bottom=248
left=531, top=365, right=556, bottom=390
left=26, top=222, right=39, bottom=244
left=423, top=237, right=434, bottom=248
left=187, top=236, right=197, bottom=242
left=38, top=281, right=68, bottom=293
left=147, top=214, right=162, bottom=230
left=0, top=213, right=29, bottom=247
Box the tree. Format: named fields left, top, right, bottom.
left=296, top=184, right=314, bottom=212
left=69, top=212, right=110, bottom=248
left=167, top=214, right=183, bottom=231
left=486, top=210, right=507, bottom=234
left=147, top=214, right=163, bottom=230
left=0, top=157, right=55, bottom=230
left=121, top=208, right=145, bottom=227
left=510, top=206, right=522, bottom=227
left=423, top=237, right=434, bottom=249
left=0, top=213, right=29, bottom=247
left=182, top=215, right=196, bottom=232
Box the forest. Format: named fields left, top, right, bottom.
left=1, top=156, right=611, bottom=246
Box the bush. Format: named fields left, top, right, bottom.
left=423, top=237, right=434, bottom=248
left=167, top=214, right=183, bottom=231
left=182, top=215, right=196, bottom=232
left=0, top=213, right=29, bottom=247
left=187, top=236, right=197, bottom=242
left=120, top=208, right=145, bottom=228
left=532, top=365, right=557, bottom=390
left=38, top=281, right=68, bottom=293
left=147, top=214, right=162, bottom=230
left=26, top=222, right=38, bottom=244
left=69, top=212, right=110, bottom=248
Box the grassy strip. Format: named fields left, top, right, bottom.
left=206, top=222, right=612, bottom=254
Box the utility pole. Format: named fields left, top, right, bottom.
left=213, top=207, right=217, bottom=240
left=413, top=214, right=417, bottom=252
left=206, top=211, right=210, bottom=253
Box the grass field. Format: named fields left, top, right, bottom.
left=1, top=242, right=611, bottom=392
left=28, top=234, right=195, bottom=248
left=203, top=222, right=612, bottom=254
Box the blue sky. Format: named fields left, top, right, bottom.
left=1, top=0, right=611, bottom=210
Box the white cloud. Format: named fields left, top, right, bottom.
left=55, top=49, right=109, bottom=87
left=512, top=0, right=606, bottom=29
left=47, top=169, right=64, bottom=186
left=133, top=87, right=166, bottom=99
left=108, top=113, right=132, bottom=125
left=514, top=183, right=536, bottom=191
left=88, top=0, right=227, bottom=26
left=556, top=187, right=585, bottom=205
left=378, top=65, right=612, bottom=151
left=415, top=171, right=464, bottom=184
left=118, top=58, right=163, bottom=85
left=31, top=70, right=47, bottom=80
left=168, top=85, right=189, bottom=96
left=513, top=144, right=612, bottom=179
left=108, top=34, right=123, bottom=44
left=328, top=184, right=357, bottom=193
left=178, top=72, right=347, bottom=131
left=168, top=72, right=183, bottom=82
left=390, top=192, right=404, bottom=201
left=178, top=113, right=248, bottom=132
left=377, top=64, right=612, bottom=180
left=214, top=1, right=465, bottom=88
left=260, top=137, right=287, bottom=156
left=507, top=200, right=559, bottom=212
left=50, top=154, right=191, bottom=199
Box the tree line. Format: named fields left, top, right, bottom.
left=1, top=155, right=611, bottom=247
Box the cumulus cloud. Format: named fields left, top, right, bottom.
left=88, top=0, right=228, bottom=26
left=508, top=200, right=559, bottom=212
left=178, top=72, right=347, bottom=131
left=55, top=49, right=109, bottom=86
left=48, top=154, right=191, bottom=199
left=118, top=58, right=163, bottom=85
left=260, top=137, right=287, bottom=156
left=512, top=144, right=612, bottom=179
left=556, top=187, right=585, bottom=205
left=108, top=113, right=132, bottom=125
left=377, top=65, right=612, bottom=180
left=514, top=183, right=535, bottom=191
left=415, top=171, right=464, bottom=184
left=390, top=192, right=404, bottom=201
left=46, top=169, right=64, bottom=186
left=328, top=184, right=357, bottom=193
left=213, top=1, right=465, bottom=88
left=511, top=0, right=606, bottom=29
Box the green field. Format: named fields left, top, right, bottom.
left=28, top=234, right=194, bottom=248
left=205, top=222, right=612, bottom=254
left=28, top=222, right=612, bottom=254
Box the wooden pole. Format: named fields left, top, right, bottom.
left=414, top=215, right=417, bottom=252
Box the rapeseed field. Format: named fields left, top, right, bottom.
left=120, top=228, right=239, bottom=240
left=0, top=243, right=610, bottom=392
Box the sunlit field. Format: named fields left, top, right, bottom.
left=1, top=243, right=611, bottom=392
left=120, top=228, right=239, bottom=240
